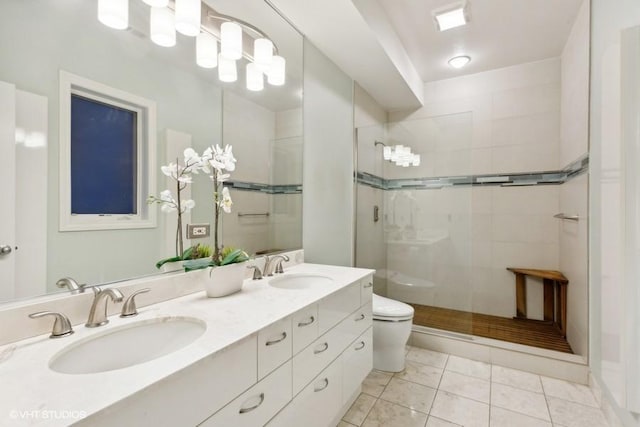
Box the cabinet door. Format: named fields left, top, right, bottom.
left=342, top=327, right=373, bottom=404
left=258, top=317, right=292, bottom=379
left=318, top=282, right=360, bottom=335
left=199, top=361, right=292, bottom=427
left=268, top=358, right=342, bottom=427
left=292, top=304, right=319, bottom=355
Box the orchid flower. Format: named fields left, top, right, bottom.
left=219, top=187, right=233, bottom=213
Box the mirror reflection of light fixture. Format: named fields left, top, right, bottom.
left=376, top=141, right=421, bottom=167
left=196, top=32, right=218, bottom=68
left=175, top=0, right=201, bottom=36
left=98, top=0, right=129, bottom=30
left=150, top=6, right=176, bottom=47
left=246, top=63, right=264, bottom=91
left=218, top=54, right=237, bottom=83
left=97, top=0, right=285, bottom=91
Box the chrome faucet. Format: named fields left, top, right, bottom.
left=85, top=287, right=124, bottom=328
left=263, top=254, right=290, bottom=276
left=56, top=277, right=86, bottom=294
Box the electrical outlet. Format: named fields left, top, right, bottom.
left=187, top=224, right=210, bottom=239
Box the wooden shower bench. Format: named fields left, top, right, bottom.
left=506, top=268, right=568, bottom=337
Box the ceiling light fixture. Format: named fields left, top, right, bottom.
left=448, top=55, right=471, bottom=68
left=97, top=1, right=285, bottom=92
left=433, top=1, right=469, bottom=32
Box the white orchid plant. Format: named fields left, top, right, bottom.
left=149, top=144, right=248, bottom=271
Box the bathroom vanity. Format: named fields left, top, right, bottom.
left=0, top=263, right=373, bottom=427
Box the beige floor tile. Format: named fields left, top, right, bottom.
left=380, top=377, right=437, bottom=413
left=394, top=359, right=443, bottom=388
left=426, top=416, right=462, bottom=426
left=546, top=396, right=609, bottom=427
left=337, top=422, right=358, bottom=427
left=406, top=347, right=449, bottom=369
left=541, top=376, right=598, bottom=407
left=491, top=383, right=550, bottom=421
left=491, top=365, right=543, bottom=393
left=490, top=406, right=552, bottom=427
left=439, top=370, right=491, bottom=403
left=362, top=370, right=394, bottom=397
left=445, top=355, right=491, bottom=380
left=362, top=399, right=428, bottom=427
left=343, top=393, right=377, bottom=426
left=430, top=390, right=489, bottom=427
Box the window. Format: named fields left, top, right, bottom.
left=59, top=71, right=156, bottom=231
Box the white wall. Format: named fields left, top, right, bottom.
left=302, top=41, right=354, bottom=266
left=559, top=0, right=590, bottom=361
left=590, top=0, right=640, bottom=425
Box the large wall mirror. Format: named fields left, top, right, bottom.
left=0, top=0, right=303, bottom=304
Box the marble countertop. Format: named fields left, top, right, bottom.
left=0, top=263, right=373, bottom=426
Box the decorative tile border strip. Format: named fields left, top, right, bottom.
left=225, top=180, right=302, bottom=194
left=357, top=154, right=589, bottom=190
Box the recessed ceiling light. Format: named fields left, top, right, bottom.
left=448, top=55, right=471, bottom=68
left=433, top=1, right=469, bottom=32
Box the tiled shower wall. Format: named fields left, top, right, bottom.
left=356, top=40, right=589, bottom=357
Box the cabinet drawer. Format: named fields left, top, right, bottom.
left=268, top=357, right=343, bottom=427
left=361, top=275, right=373, bottom=305
left=199, top=361, right=292, bottom=427
left=318, top=282, right=360, bottom=335
left=340, top=304, right=372, bottom=341
left=292, top=304, right=319, bottom=355
left=342, top=327, right=373, bottom=404
left=258, top=317, right=292, bottom=379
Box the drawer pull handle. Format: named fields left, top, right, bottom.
left=314, top=378, right=329, bottom=392
left=297, top=316, right=315, bottom=327
left=265, top=332, right=287, bottom=346
left=314, top=342, right=329, bottom=354
left=239, top=393, right=265, bottom=414
left=355, top=341, right=366, bottom=351
left=355, top=313, right=366, bottom=321
left=364, top=282, right=373, bottom=288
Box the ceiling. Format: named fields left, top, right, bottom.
left=269, top=0, right=585, bottom=110
left=377, top=0, right=585, bottom=82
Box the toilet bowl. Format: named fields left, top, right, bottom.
left=372, top=293, right=414, bottom=372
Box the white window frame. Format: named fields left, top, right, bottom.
left=59, top=71, right=157, bottom=231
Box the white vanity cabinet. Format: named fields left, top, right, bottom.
left=70, top=270, right=374, bottom=427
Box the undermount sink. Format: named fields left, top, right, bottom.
left=268, top=274, right=333, bottom=290
left=49, top=317, right=206, bottom=374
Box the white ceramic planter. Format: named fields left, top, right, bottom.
left=160, top=261, right=184, bottom=273
left=204, top=261, right=248, bottom=298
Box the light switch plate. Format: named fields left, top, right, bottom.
left=187, top=224, right=210, bottom=239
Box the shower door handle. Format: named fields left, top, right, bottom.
left=0, top=245, right=12, bottom=256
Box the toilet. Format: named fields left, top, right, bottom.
left=372, top=293, right=415, bottom=372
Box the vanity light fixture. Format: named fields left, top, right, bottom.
left=150, top=6, right=176, bottom=47
left=98, top=0, right=285, bottom=92
left=448, top=55, right=471, bottom=68
left=433, top=1, right=469, bottom=32
left=98, top=0, right=129, bottom=30
left=220, top=21, right=243, bottom=60
left=376, top=141, right=421, bottom=167
left=175, top=0, right=201, bottom=36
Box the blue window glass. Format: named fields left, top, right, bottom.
left=70, top=95, right=137, bottom=215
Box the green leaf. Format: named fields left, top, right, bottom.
left=220, top=249, right=249, bottom=266
left=155, top=255, right=183, bottom=269
left=183, top=257, right=215, bottom=272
